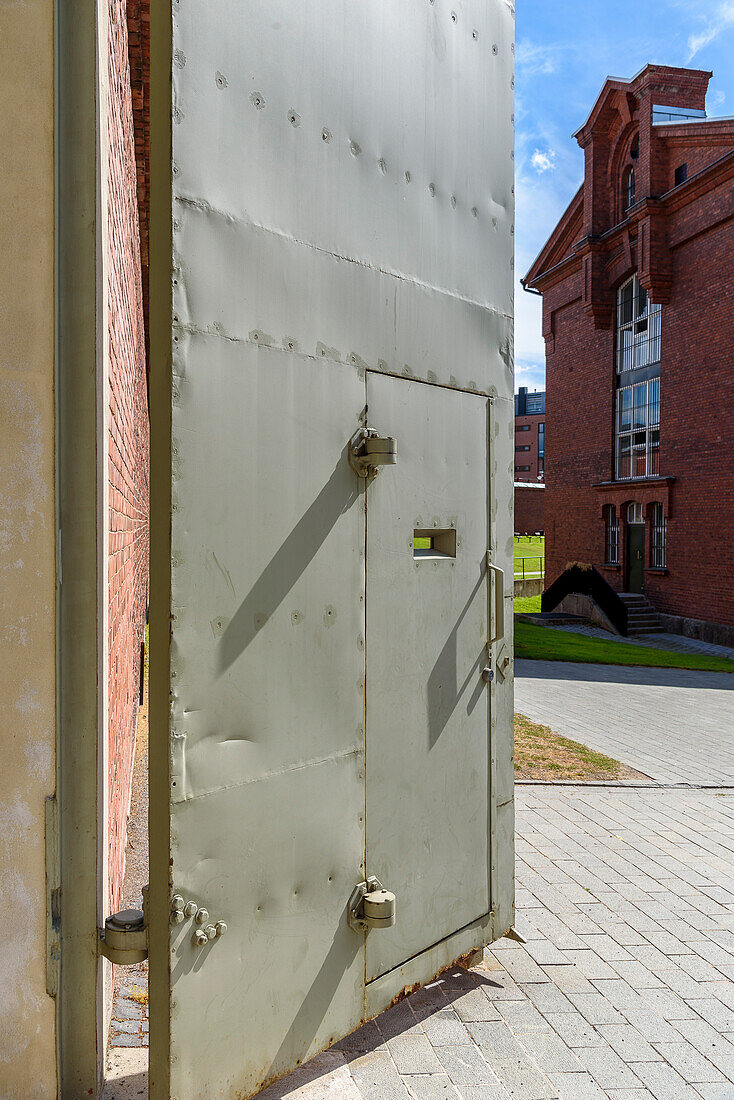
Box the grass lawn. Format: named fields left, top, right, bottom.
left=514, top=594, right=541, bottom=614
left=514, top=535, right=544, bottom=576
left=515, top=713, right=646, bottom=781
left=515, top=620, right=734, bottom=673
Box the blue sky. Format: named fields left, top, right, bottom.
left=514, top=0, right=734, bottom=394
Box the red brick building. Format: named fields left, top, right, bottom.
left=104, top=0, right=150, bottom=909
left=514, top=482, right=545, bottom=537
left=524, top=65, right=734, bottom=645
left=514, top=386, right=545, bottom=482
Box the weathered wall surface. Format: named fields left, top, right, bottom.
left=0, top=0, right=58, bottom=1092
left=106, top=0, right=150, bottom=911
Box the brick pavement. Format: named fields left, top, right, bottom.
left=515, top=661, right=734, bottom=785
left=252, top=786, right=734, bottom=1099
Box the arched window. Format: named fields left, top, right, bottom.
left=604, top=505, right=619, bottom=564
left=651, top=503, right=667, bottom=567
left=624, top=166, right=636, bottom=211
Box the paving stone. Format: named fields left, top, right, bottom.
left=514, top=1030, right=583, bottom=1073
left=376, top=1002, right=424, bottom=1041
left=694, top=1085, right=734, bottom=1099
left=387, top=1035, right=443, bottom=1076
left=631, top=1060, right=703, bottom=1099
left=576, top=1046, right=642, bottom=1090
left=112, top=1001, right=142, bottom=1021
left=435, top=1045, right=499, bottom=1087
left=421, top=1011, right=474, bottom=1048
left=490, top=1057, right=559, bottom=1099
left=596, top=1025, right=661, bottom=1063
left=109, top=1033, right=143, bottom=1048
left=109, top=1018, right=141, bottom=1036
left=568, top=994, right=626, bottom=1026
left=454, top=1086, right=512, bottom=1100
left=546, top=1072, right=606, bottom=1099
left=477, top=973, right=526, bottom=1002
left=639, top=987, right=697, bottom=1020
left=652, top=1041, right=724, bottom=1083
left=685, top=999, right=734, bottom=1032
left=496, top=1000, right=553, bottom=1034
left=350, top=1050, right=412, bottom=1099
left=335, top=1021, right=385, bottom=1057
left=545, top=1012, right=605, bottom=1049
left=452, top=990, right=502, bottom=1023
left=403, top=1074, right=461, bottom=1099
left=465, top=1022, right=526, bottom=1061
left=563, top=950, right=618, bottom=981
left=520, top=983, right=576, bottom=1016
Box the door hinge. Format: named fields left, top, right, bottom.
left=348, top=427, right=397, bottom=479
left=98, top=885, right=149, bottom=965
left=348, top=877, right=396, bottom=932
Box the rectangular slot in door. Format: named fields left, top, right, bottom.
left=413, top=529, right=457, bottom=559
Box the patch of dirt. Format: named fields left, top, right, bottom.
left=514, top=712, right=648, bottom=782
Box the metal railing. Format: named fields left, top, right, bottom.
left=514, top=556, right=545, bottom=580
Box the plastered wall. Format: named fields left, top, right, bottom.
left=0, top=0, right=58, bottom=1093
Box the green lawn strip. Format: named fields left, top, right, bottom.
left=515, top=620, right=734, bottom=673
left=514, top=594, right=541, bottom=614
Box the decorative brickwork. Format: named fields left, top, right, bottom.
left=106, top=0, right=150, bottom=911
left=524, top=65, right=734, bottom=632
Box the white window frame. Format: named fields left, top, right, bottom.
left=604, top=505, right=620, bottom=564
left=616, top=274, right=662, bottom=373
left=616, top=377, right=660, bottom=480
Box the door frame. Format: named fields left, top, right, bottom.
left=56, top=0, right=108, bottom=1092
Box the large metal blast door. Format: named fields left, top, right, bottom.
left=148, top=0, right=515, bottom=1096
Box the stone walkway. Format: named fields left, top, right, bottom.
left=548, top=624, right=734, bottom=662
left=255, top=785, right=734, bottom=1099
left=515, top=660, right=734, bottom=786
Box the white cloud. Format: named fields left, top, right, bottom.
left=688, top=1, right=734, bottom=58
left=710, top=88, right=727, bottom=110
left=516, top=40, right=557, bottom=76
left=531, top=149, right=557, bottom=174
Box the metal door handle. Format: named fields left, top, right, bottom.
left=487, top=557, right=505, bottom=646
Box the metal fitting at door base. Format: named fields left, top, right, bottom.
left=348, top=876, right=396, bottom=933
left=98, top=907, right=148, bottom=965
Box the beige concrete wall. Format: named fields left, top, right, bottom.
left=0, top=0, right=58, bottom=1093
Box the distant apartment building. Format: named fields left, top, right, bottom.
left=514, top=386, right=545, bottom=482
left=523, top=65, right=734, bottom=644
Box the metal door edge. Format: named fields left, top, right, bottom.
left=364, top=910, right=502, bottom=1019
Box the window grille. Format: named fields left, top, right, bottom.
left=616, top=377, right=660, bottom=480
left=616, top=274, right=662, bottom=373
left=605, top=505, right=619, bottom=564
left=651, top=503, right=667, bottom=567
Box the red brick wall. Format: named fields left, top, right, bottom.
left=514, top=413, right=545, bottom=480
left=528, top=67, right=734, bottom=631
left=106, top=0, right=150, bottom=911
left=514, top=485, right=545, bottom=536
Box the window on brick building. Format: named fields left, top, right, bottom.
left=515, top=465, right=530, bottom=472
left=651, top=502, right=667, bottom=568
left=624, top=166, right=636, bottom=211
left=538, top=423, right=545, bottom=457
left=674, top=163, right=687, bottom=187
left=517, top=424, right=530, bottom=431
left=617, top=274, right=662, bottom=372
left=604, top=505, right=619, bottom=564
left=515, top=445, right=531, bottom=452
left=616, top=377, right=660, bottom=479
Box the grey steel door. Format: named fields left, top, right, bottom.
left=149, top=0, right=515, bottom=1094
left=626, top=524, right=645, bottom=592
left=365, top=373, right=492, bottom=983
